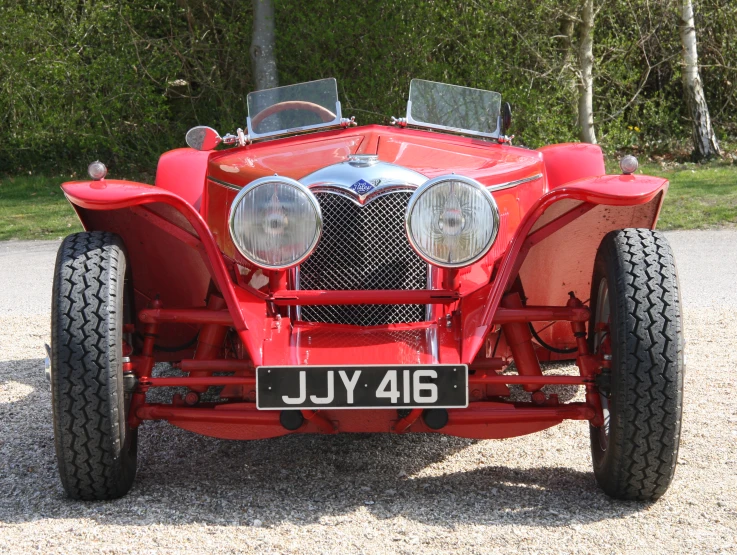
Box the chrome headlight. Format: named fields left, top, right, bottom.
left=406, top=175, right=499, bottom=268
left=229, top=176, right=322, bottom=269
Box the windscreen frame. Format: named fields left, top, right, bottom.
left=405, top=79, right=503, bottom=139
left=246, top=78, right=343, bottom=140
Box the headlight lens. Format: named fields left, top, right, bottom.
left=406, top=175, right=499, bottom=268
left=229, top=176, right=322, bottom=269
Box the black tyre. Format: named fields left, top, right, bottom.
left=51, top=231, right=138, bottom=500
left=589, top=229, right=684, bottom=501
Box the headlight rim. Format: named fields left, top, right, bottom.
left=228, top=175, right=323, bottom=270
left=405, top=174, right=500, bottom=269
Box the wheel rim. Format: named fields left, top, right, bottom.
left=594, top=277, right=611, bottom=451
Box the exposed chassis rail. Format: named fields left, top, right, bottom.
left=135, top=403, right=594, bottom=426
left=127, top=295, right=606, bottom=438
left=138, top=303, right=590, bottom=324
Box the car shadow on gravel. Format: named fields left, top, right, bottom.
left=1, top=358, right=646, bottom=529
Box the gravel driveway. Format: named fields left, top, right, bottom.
left=1, top=230, right=735, bottom=554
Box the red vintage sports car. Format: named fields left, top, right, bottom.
left=49, top=78, right=683, bottom=501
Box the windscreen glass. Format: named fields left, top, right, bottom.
left=408, top=79, right=502, bottom=137
left=247, top=78, right=340, bottom=137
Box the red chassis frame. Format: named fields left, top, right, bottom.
left=61, top=133, right=667, bottom=442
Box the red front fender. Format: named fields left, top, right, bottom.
left=460, top=173, right=669, bottom=363
left=62, top=172, right=668, bottom=367
left=550, top=172, right=669, bottom=204
left=63, top=179, right=199, bottom=211
left=62, top=179, right=266, bottom=363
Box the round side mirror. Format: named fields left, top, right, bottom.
left=186, top=126, right=222, bottom=151
left=501, top=102, right=512, bottom=134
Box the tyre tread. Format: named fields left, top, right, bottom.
left=592, top=228, right=683, bottom=501
left=51, top=231, right=136, bottom=500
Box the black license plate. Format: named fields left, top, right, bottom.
left=256, top=365, right=468, bottom=410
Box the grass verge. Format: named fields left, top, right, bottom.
left=605, top=158, right=737, bottom=230
left=0, top=175, right=83, bottom=241
left=640, top=161, right=737, bottom=230
left=1, top=161, right=735, bottom=240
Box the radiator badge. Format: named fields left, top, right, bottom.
left=350, top=179, right=375, bottom=195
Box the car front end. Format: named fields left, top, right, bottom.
left=52, top=79, right=682, bottom=502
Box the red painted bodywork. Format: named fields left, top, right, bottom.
left=155, top=148, right=212, bottom=210
left=61, top=124, right=668, bottom=441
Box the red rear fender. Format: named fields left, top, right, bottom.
left=537, top=142, right=605, bottom=189
left=155, top=148, right=212, bottom=211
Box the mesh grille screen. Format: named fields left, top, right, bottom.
left=299, top=192, right=428, bottom=325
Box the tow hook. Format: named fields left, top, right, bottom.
left=43, top=343, right=51, bottom=389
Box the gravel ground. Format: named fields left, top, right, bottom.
left=1, top=231, right=736, bottom=554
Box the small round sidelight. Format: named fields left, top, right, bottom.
left=229, top=176, right=322, bottom=269
left=619, top=154, right=639, bottom=175
left=87, top=160, right=107, bottom=181
left=406, top=175, right=500, bottom=268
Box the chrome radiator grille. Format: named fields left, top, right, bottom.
left=298, top=192, right=428, bottom=326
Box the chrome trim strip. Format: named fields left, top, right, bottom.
left=207, top=176, right=241, bottom=191
left=308, top=182, right=419, bottom=207
left=212, top=173, right=544, bottom=194
left=428, top=325, right=439, bottom=363
left=289, top=267, right=302, bottom=321
left=487, top=173, right=543, bottom=192
left=424, top=264, right=434, bottom=322
left=300, top=159, right=427, bottom=190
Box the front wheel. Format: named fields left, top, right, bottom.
left=589, top=229, right=684, bottom=501
left=51, top=231, right=138, bottom=500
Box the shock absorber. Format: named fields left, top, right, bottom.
left=187, top=293, right=229, bottom=396
left=567, top=292, right=605, bottom=427
left=500, top=292, right=543, bottom=393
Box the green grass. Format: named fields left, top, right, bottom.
left=605, top=159, right=737, bottom=230
left=0, top=175, right=83, bottom=241
left=644, top=162, right=737, bottom=230
left=1, top=161, right=736, bottom=240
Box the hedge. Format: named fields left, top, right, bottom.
left=1, top=0, right=735, bottom=173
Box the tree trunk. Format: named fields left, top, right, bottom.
left=557, top=13, right=579, bottom=126
left=250, top=0, right=278, bottom=91
left=578, top=0, right=597, bottom=144
left=679, top=0, right=721, bottom=160
left=559, top=15, right=575, bottom=70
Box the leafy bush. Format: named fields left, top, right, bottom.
left=1, top=0, right=735, bottom=174
left=0, top=0, right=253, bottom=173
